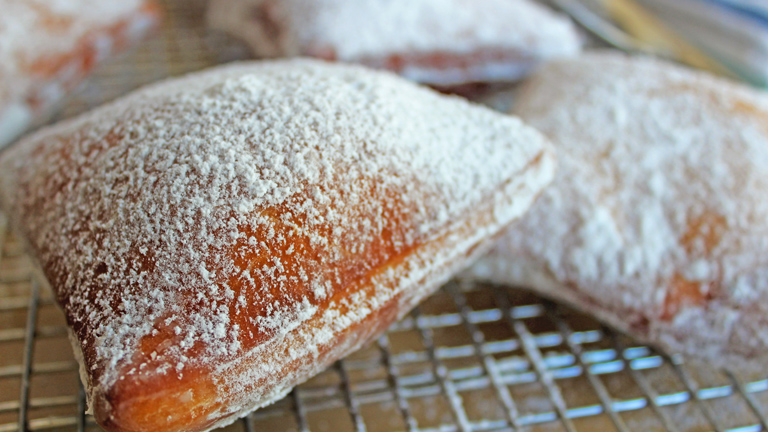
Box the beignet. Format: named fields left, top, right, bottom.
left=0, top=0, right=161, bottom=148
left=0, top=59, right=556, bottom=432
left=206, top=0, right=582, bottom=87
left=468, top=52, right=768, bottom=369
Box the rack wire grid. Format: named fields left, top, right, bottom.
left=2, top=0, right=768, bottom=431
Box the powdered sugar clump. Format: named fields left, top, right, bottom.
left=469, top=52, right=768, bottom=369
left=0, top=59, right=554, bottom=428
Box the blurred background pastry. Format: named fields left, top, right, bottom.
left=0, top=0, right=161, bottom=148
left=469, top=51, right=768, bottom=371
left=207, top=0, right=583, bottom=88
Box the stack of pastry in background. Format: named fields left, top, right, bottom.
left=0, top=0, right=161, bottom=147
left=1, top=1, right=768, bottom=432
left=206, top=0, right=583, bottom=87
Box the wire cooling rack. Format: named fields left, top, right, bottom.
left=2, top=0, right=768, bottom=431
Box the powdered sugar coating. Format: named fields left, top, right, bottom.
left=469, top=52, right=768, bottom=369
left=0, top=59, right=555, bottom=430
left=207, top=0, right=582, bottom=85
left=0, top=0, right=159, bottom=147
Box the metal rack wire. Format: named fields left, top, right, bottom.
left=1, top=0, right=768, bottom=431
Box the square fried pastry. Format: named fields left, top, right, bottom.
left=0, top=0, right=160, bottom=148
left=207, top=0, right=581, bottom=87
left=0, top=59, right=555, bottom=432
left=468, top=52, right=768, bottom=370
